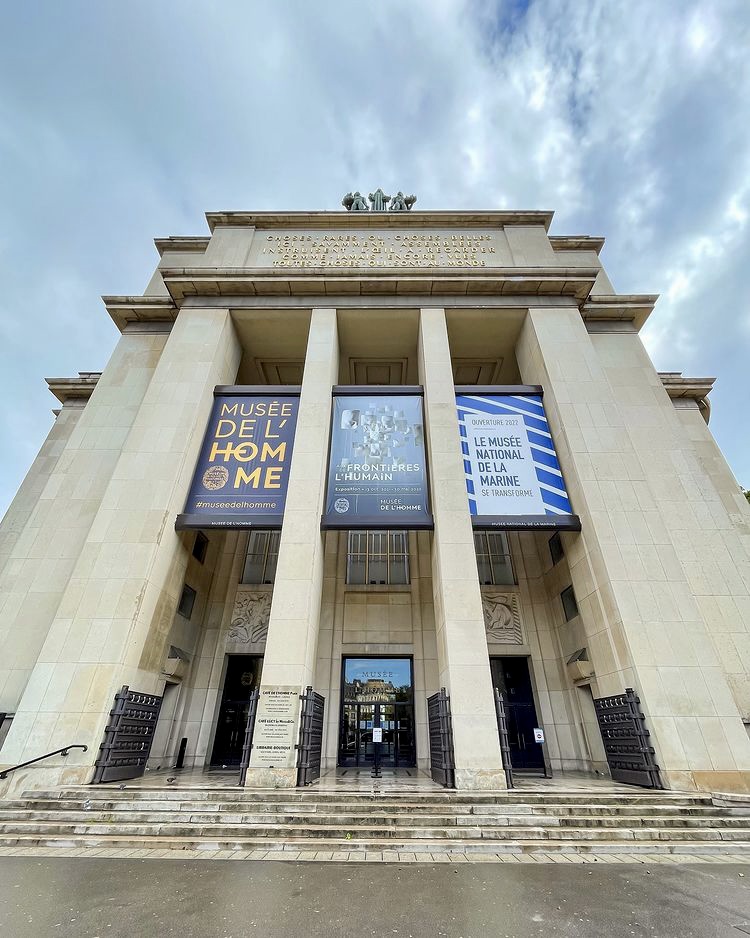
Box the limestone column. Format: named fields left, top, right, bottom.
left=671, top=397, right=750, bottom=722
left=0, top=397, right=87, bottom=577
left=418, top=307, right=506, bottom=790
left=244, top=307, right=338, bottom=788
left=0, top=329, right=169, bottom=716
left=0, top=309, right=241, bottom=791
left=517, top=305, right=750, bottom=793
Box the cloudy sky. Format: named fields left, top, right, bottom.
left=1, top=0, right=748, bottom=515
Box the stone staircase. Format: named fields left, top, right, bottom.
left=1, top=787, right=750, bottom=855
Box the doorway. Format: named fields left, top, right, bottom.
left=576, top=683, right=609, bottom=774
left=210, top=655, right=263, bottom=766
left=490, top=656, right=545, bottom=772
left=149, top=681, right=182, bottom=767
left=338, top=657, right=416, bottom=767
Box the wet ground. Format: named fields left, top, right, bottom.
left=1, top=857, right=749, bottom=937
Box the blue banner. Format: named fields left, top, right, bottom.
left=176, top=391, right=299, bottom=529
left=322, top=392, right=433, bottom=529
left=456, top=391, right=579, bottom=530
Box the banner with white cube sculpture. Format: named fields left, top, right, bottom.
left=322, top=387, right=433, bottom=529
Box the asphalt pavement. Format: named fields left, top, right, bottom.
left=1, top=857, right=749, bottom=937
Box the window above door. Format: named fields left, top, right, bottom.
left=346, top=530, right=410, bottom=585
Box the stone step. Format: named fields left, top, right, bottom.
left=7, top=798, right=735, bottom=818
left=22, top=788, right=716, bottom=807
left=0, top=832, right=749, bottom=855
left=2, top=820, right=749, bottom=841
left=1, top=809, right=747, bottom=830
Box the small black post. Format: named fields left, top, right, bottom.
left=371, top=722, right=382, bottom=779
left=371, top=742, right=381, bottom=778
left=175, top=737, right=188, bottom=769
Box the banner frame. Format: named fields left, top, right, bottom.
left=213, top=385, right=302, bottom=397
left=454, top=384, right=543, bottom=396
left=471, top=514, right=581, bottom=532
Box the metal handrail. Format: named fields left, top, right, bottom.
left=0, top=745, right=88, bottom=779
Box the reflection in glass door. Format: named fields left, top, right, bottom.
left=338, top=657, right=415, bottom=767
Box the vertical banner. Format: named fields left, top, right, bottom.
left=456, top=388, right=580, bottom=530
left=322, top=388, right=433, bottom=529
left=176, top=386, right=300, bottom=530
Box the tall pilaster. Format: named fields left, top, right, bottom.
left=0, top=330, right=168, bottom=715
left=418, top=307, right=506, bottom=790
left=244, top=307, right=339, bottom=788
left=517, top=305, right=750, bottom=793
left=0, top=399, right=86, bottom=577
left=670, top=397, right=750, bottom=721
left=0, top=309, right=241, bottom=792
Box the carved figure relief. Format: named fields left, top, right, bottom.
left=227, top=590, right=272, bottom=645
left=482, top=591, right=523, bottom=644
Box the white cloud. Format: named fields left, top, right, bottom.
left=0, top=0, right=749, bottom=512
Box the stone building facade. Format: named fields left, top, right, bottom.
left=1, top=205, right=749, bottom=795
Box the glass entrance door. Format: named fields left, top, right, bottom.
left=338, top=657, right=415, bottom=767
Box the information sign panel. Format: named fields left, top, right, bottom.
left=248, top=686, right=300, bottom=769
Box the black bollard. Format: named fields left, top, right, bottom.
left=175, top=737, right=188, bottom=769
left=371, top=740, right=381, bottom=778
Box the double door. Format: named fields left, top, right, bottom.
left=339, top=701, right=415, bottom=767
left=491, top=656, right=545, bottom=771
left=210, top=655, right=262, bottom=767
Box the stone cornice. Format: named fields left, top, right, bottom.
left=100, top=278, right=658, bottom=335
left=154, top=237, right=210, bottom=256
left=659, top=372, right=715, bottom=400
left=581, top=294, right=658, bottom=329
left=159, top=266, right=598, bottom=303
left=102, top=295, right=177, bottom=330
left=204, top=210, right=555, bottom=232
left=549, top=235, right=605, bottom=255
left=46, top=372, right=100, bottom=404
left=660, top=372, right=715, bottom=424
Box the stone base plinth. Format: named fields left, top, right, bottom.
left=454, top=767, right=508, bottom=791
left=663, top=769, right=750, bottom=795
left=0, top=763, right=93, bottom=799
left=242, top=766, right=297, bottom=789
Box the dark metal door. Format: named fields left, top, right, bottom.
left=594, top=688, right=662, bottom=788
left=211, top=655, right=262, bottom=766
left=92, top=686, right=163, bottom=783
left=490, top=657, right=545, bottom=771
left=493, top=688, right=514, bottom=789
left=427, top=688, right=455, bottom=788
left=238, top=688, right=260, bottom=786
left=296, top=686, right=325, bottom=786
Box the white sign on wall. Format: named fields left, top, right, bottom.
left=456, top=391, right=579, bottom=531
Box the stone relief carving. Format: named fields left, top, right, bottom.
left=227, top=590, right=272, bottom=645
left=482, top=591, right=523, bottom=644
